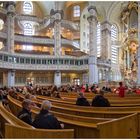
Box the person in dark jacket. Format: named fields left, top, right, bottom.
left=76, top=92, right=90, bottom=106
left=17, top=99, right=32, bottom=125
left=92, top=90, right=110, bottom=107
left=33, top=100, right=64, bottom=129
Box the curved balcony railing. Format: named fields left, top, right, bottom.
left=0, top=51, right=88, bottom=71
left=16, top=15, right=42, bottom=23
left=97, top=58, right=111, bottom=67
left=14, top=34, right=54, bottom=45
left=0, top=51, right=111, bottom=70
left=0, top=7, right=7, bottom=15
left=37, top=18, right=80, bottom=32
left=0, top=61, right=89, bottom=71
left=62, top=39, right=80, bottom=49
left=36, top=18, right=52, bottom=31
left=61, top=20, right=80, bottom=31
left=14, top=34, right=79, bottom=49
left=0, top=31, right=7, bottom=40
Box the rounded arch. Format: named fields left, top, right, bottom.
left=16, top=1, right=44, bottom=18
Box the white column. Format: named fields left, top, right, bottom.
left=137, top=2, right=140, bottom=85
left=87, top=6, right=98, bottom=85
left=52, top=3, right=63, bottom=57
left=54, top=16, right=61, bottom=56
left=6, top=2, right=15, bottom=53
left=3, top=72, right=8, bottom=87
left=54, top=71, right=61, bottom=87
left=8, top=70, right=15, bottom=87
left=101, top=21, right=111, bottom=60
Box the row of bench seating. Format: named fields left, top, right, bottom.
left=7, top=95, right=138, bottom=138
left=36, top=94, right=140, bottom=107
left=0, top=101, right=74, bottom=138
left=16, top=93, right=140, bottom=136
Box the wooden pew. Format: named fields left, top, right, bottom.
left=18, top=92, right=140, bottom=107
left=36, top=94, right=140, bottom=107
left=7, top=95, right=138, bottom=138
left=5, top=123, right=74, bottom=139
left=0, top=102, right=74, bottom=139
left=0, top=101, right=32, bottom=138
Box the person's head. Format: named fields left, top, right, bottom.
left=119, top=82, right=123, bottom=86
left=99, top=90, right=104, bottom=96
left=78, top=92, right=84, bottom=98
left=25, top=94, right=31, bottom=99
left=22, top=99, right=32, bottom=111
left=41, top=100, right=52, bottom=111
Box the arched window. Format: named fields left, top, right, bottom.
left=111, top=24, right=118, bottom=64
left=73, top=5, right=80, bottom=17
left=23, top=1, right=33, bottom=14
left=23, top=22, right=33, bottom=35
left=97, top=22, right=101, bottom=57
left=23, top=22, right=33, bottom=50
left=0, top=19, right=4, bottom=30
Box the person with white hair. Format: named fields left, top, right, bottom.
left=33, top=100, right=64, bottom=129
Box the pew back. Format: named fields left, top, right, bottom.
left=5, top=123, right=74, bottom=139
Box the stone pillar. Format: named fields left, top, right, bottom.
left=51, top=3, right=63, bottom=57
left=8, top=70, right=15, bottom=87
left=127, top=50, right=130, bottom=69
left=54, top=14, right=61, bottom=56
left=3, top=72, right=8, bottom=87
left=54, top=71, right=61, bottom=87
left=87, top=6, right=98, bottom=85
left=6, top=2, right=15, bottom=53
left=101, top=21, right=111, bottom=60
left=138, top=2, right=140, bottom=85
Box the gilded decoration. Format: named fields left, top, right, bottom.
left=121, top=2, right=138, bottom=86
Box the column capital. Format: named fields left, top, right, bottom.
left=50, top=9, right=64, bottom=20
left=101, top=21, right=111, bottom=33
left=88, top=6, right=97, bottom=16
left=6, top=2, right=16, bottom=16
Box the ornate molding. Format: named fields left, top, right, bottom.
left=16, top=15, right=42, bottom=23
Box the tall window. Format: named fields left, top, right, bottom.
left=23, top=1, right=33, bottom=50
left=23, top=23, right=34, bottom=35
left=111, top=24, right=118, bottom=64
left=23, top=1, right=33, bottom=14
left=97, top=22, right=101, bottom=57
left=0, top=19, right=4, bottom=30
left=23, top=22, right=33, bottom=50
left=73, top=5, right=80, bottom=17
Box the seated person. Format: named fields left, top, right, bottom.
left=2, top=99, right=12, bottom=113
left=25, top=94, right=38, bottom=107
left=115, top=82, right=126, bottom=97
left=17, top=99, right=32, bottom=125
left=85, top=84, right=90, bottom=92
left=76, top=92, right=90, bottom=106
left=91, top=90, right=110, bottom=107
left=53, top=91, right=61, bottom=98
left=33, top=100, right=64, bottom=129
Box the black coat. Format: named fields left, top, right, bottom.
left=17, top=108, right=32, bottom=125
left=92, top=95, right=110, bottom=107
left=33, top=109, right=61, bottom=129
left=76, top=97, right=90, bottom=106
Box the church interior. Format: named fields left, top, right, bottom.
left=0, top=1, right=140, bottom=139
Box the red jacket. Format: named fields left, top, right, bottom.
left=117, top=86, right=126, bottom=97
